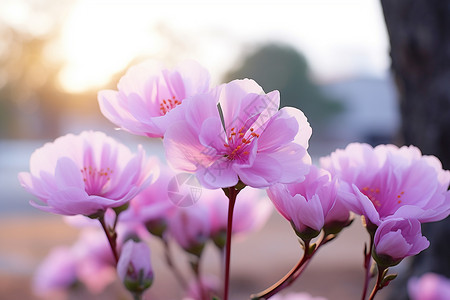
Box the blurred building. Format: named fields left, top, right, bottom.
left=319, top=74, right=400, bottom=151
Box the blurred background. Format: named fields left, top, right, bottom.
left=1, top=0, right=447, bottom=299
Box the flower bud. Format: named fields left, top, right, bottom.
left=267, top=165, right=351, bottom=241
left=169, top=204, right=210, bottom=256
left=373, top=218, right=429, bottom=267
left=117, top=240, right=153, bottom=294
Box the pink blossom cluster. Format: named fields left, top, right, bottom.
left=321, top=143, right=450, bottom=266
left=19, top=60, right=450, bottom=300
left=29, top=156, right=272, bottom=299
left=33, top=229, right=116, bottom=298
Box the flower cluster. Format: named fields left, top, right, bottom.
left=320, top=143, right=450, bottom=266
left=19, top=60, right=450, bottom=300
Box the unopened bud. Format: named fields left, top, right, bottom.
left=117, top=240, right=154, bottom=294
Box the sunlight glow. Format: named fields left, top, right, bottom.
left=58, top=0, right=389, bottom=93
left=59, top=1, right=164, bottom=92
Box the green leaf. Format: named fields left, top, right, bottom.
left=381, top=273, right=398, bottom=287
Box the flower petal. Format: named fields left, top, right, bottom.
left=376, top=230, right=411, bottom=259
left=46, top=188, right=94, bottom=215
left=235, top=153, right=282, bottom=187
left=264, top=143, right=310, bottom=184
left=257, top=108, right=300, bottom=152
left=199, top=117, right=227, bottom=151
left=55, top=157, right=84, bottom=189
left=219, top=79, right=279, bottom=132
left=175, top=60, right=210, bottom=96
left=281, top=107, right=312, bottom=149
left=291, top=194, right=325, bottom=232
left=185, top=93, right=220, bottom=132
left=196, top=159, right=239, bottom=189
left=352, top=184, right=382, bottom=225
left=164, top=121, right=216, bottom=172
left=98, top=90, right=150, bottom=136
left=267, top=184, right=293, bottom=222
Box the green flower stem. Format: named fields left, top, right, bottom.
left=99, top=215, right=119, bottom=264
left=223, top=186, right=239, bottom=300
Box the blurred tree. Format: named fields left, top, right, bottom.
left=382, top=0, right=450, bottom=169
left=0, top=28, right=63, bottom=139
left=381, top=1, right=450, bottom=299
left=0, top=0, right=73, bottom=139
left=223, top=43, right=342, bottom=134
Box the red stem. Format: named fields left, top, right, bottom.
left=99, top=216, right=119, bottom=264
left=361, top=237, right=375, bottom=300
left=251, top=233, right=334, bottom=299
left=223, top=187, right=238, bottom=300
left=252, top=240, right=311, bottom=299
left=368, top=265, right=385, bottom=300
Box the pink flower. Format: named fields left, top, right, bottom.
left=320, top=143, right=450, bottom=226
left=271, top=292, right=328, bottom=300
left=33, top=229, right=117, bottom=298
left=117, top=240, right=154, bottom=294
left=120, top=163, right=177, bottom=237
left=33, top=246, right=77, bottom=298
left=408, top=272, right=450, bottom=300
left=373, top=218, right=429, bottom=266
left=18, top=131, right=157, bottom=216
left=164, top=79, right=312, bottom=189
left=98, top=60, right=210, bottom=138
left=168, top=203, right=210, bottom=255
left=267, top=165, right=351, bottom=238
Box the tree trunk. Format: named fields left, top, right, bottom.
left=381, top=0, right=450, bottom=166
left=380, top=0, right=450, bottom=299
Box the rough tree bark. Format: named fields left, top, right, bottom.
left=380, top=1, right=450, bottom=299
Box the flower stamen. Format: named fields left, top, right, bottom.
left=159, top=96, right=181, bottom=115
left=81, top=166, right=114, bottom=195
left=362, top=186, right=381, bottom=208
left=224, top=126, right=258, bottom=160
left=396, top=191, right=405, bottom=204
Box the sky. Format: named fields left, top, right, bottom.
left=0, top=0, right=390, bottom=93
